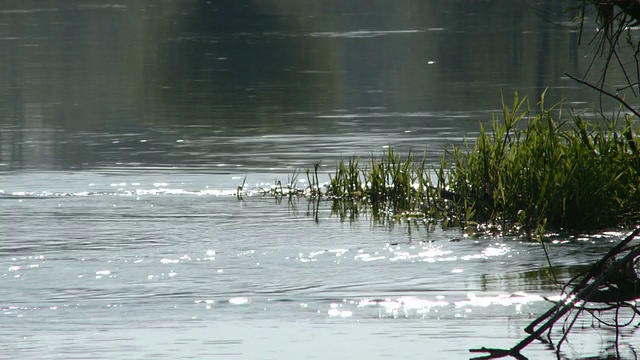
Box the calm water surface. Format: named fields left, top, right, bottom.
left=1, top=2, right=639, bottom=359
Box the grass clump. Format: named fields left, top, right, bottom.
left=303, top=92, right=640, bottom=235
left=450, top=93, right=640, bottom=233
left=320, top=147, right=459, bottom=226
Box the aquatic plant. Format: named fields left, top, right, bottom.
left=450, top=94, right=640, bottom=230
left=322, top=148, right=454, bottom=225
left=450, top=92, right=640, bottom=234
left=267, top=92, right=640, bottom=236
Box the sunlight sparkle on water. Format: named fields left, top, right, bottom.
left=455, top=292, right=544, bottom=308
left=460, top=243, right=511, bottom=260
left=160, top=258, right=180, bottom=264
left=229, top=297, right=249, bottom=305
left=354, top=253, right=386, bottom=262
left=328, top=302, right=353, bottom=317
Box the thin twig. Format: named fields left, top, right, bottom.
left=565, top=72, right=640, bottom=118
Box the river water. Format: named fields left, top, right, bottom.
left=2, top=2, right=640, bottom=359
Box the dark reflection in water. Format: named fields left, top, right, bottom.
left=479, top=264, right=593, bottom=292
left=0, top=1, right=623, bottom=172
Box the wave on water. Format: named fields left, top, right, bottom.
left=315, top=111, right=477, bottom=119
left=310, top=30, right=423, bottom=38
left=0, top=188, right=238, bottom=198
left=0, top=183, right=282, bottom=198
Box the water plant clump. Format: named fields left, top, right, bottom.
left=276, top=92, right=640, bottom=236
left=319, top=148, right=465, bottom=227
left=450, top=93, right=640, bottom=234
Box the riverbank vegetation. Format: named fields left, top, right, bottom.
left=444, top=93, right=640, bottom=235
left=247, top=93, right=640, bottom=237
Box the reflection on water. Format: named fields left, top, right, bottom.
left=480, top=264, right=592, bottom=292
left=0, top=0, right=622, bottom=172
left=1, top=2, right=638, bottom=359
left=1, top=175, right=640, bottom=359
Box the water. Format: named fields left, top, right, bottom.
left=2, top=2, right=640, bottom=359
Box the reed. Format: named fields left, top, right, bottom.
left=449, top=92, right=640, bottom=233
left=252, top=93, right=640, bottom=235
left=322, top=148, right=458, bottom=226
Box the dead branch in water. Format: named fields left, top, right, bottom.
left=470, top=227, right=640, bottom=360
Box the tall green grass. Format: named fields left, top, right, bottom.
left=260, top=93, right=640, bottom=236
left=449, top=93, right=640, bottom=233
left=322, top=147, right=459, bottom=227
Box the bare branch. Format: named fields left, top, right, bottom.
left=565, top=72, right=640, bottom=117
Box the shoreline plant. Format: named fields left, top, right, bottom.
left=449, top=92, right=640, bottom=235
left=247, top=92, right=640, bottom=237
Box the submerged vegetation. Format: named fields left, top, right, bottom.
left=245, top=93, right=640, bottom=236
